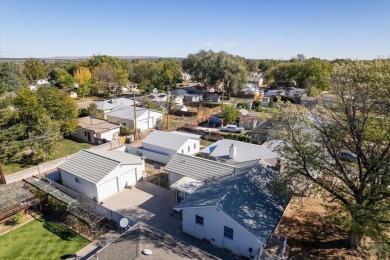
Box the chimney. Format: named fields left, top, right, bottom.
left=90, top=117, right=93, bottom=125
left=275, top=157, right=282, bottom=173
left=229, top=144, right=237, bottom=159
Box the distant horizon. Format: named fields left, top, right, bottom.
left=1, top=0, right=389, bottom=59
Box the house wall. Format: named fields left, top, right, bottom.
left=96, top=128, right=120, bottom=142
left=70, top=129, right=96, bottom=144
left=142, top=143, right=177, bottom=156
left=177, top=139, right=200, bottom=155
left=60, top=169, right=98, bottom=200
left=181, top=207, right=263, bottom=258
left=168, top=172, right=183, bottom=186
left=106, top=111, right=163, bottom=131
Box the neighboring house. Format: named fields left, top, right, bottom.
left=249, top=120, right=275, bottom=142
left=261, top=97, right=271, bottom=107
left=203, top=92, right=221, bottom=102
left=182, top=72, right=192, bottom=81
left=95, top=98, right=139, bottom=114
left=165, top=153, right=256, bottom=203
left=265, top=90, right=285, bottom=97
left=285, top=88, right=306, bottom=98
left=69, top=91, right=77, bottom=98
left=171, top=96, right=184, bottom=106
left=169, top=88, right=188, bottom=96
left=123, top=130, right=201, bottom=165
left=248, top=76, right=264, bottom=86
left=36, top=79, right=50, bottom=85
left=59, top=149, right=144, bottom=202
left=173, top=164, right=290, bottom=258
left=200, top=139, right=278, bottom=166
left=89, top=222, right=218, bottom=260
left=71, top=117, right=120, bottom=145
left=106, top=106, right=164, bottom=132
left=183, top=94, right=203, bottom=103
left=239, top=116, right=258, bottom=130
left=241, top=83, right=259, bottom=97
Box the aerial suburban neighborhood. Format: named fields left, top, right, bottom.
left=0, top=0, right=389, bottom=260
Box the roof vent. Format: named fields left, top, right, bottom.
left=229, top=144, right=237, bottom=159
left=142, top=249, right=153, bottom=255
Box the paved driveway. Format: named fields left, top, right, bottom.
left=102, top=181, right=236, bottom=259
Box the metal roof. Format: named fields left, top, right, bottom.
left=95, top=98, right=138, bottom=111
left=106, top=106, right=163, bottom=120
left=200, top=139, right=278, bottom=165
left=142, top=130, right=198, bottom=151
left=165, top=154, right=237, bottom=181
left=174, top=164, right=291, bottom=243
left=58, top=149, right=142, bottom=185
left=125, top=146, right=172, bottom=165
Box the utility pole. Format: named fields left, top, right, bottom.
left=221, top=79, right=225, bottom=108
left=133, top=86, right=138, bottom=140
left=166, top=85, right=169, bottom=130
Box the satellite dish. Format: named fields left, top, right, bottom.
left=119, top=217, right=129, bottom=228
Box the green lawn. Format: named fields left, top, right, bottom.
left=3, top=138, right=92, bottom=175
left=200, top=139, right=214, bottom=147
left=0, top=219, right=89, bottom=260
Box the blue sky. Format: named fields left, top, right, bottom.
left=1, top=0, right=389, bottom=59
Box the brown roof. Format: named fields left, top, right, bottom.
left=78, top=117, right=120, bottom=134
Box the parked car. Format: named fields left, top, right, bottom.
left=219, top=124, right=244, bottom=133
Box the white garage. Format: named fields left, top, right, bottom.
left=59, top=149, right=145, bottom=202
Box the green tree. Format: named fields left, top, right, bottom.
left=246, top=59, right=260, bottom=73
left=86, top=103, right=104, bottom=119
left=220, top=105, right=241, bottom=124
left=273, top=60, right=390, bottom=249
left=49, top=68, right=74, bottom=88
left=36, top=86, right=78, bottom=134
left=74, top=67, right=92, bottom=98
left=0, top=62, right=28, bottom=92
left=23, top=58, right=48, bottom=82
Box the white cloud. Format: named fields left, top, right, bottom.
left=220, top=42, right=239, bottom=47
left=203, top=42, right=214, bottom=46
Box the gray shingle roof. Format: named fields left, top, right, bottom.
left=165, top=153, right=250, bottom=181
left=200, top=139, right=278, bottom=165
left=90, top=222, right=219, bottom=260
left=58, top=149, right=142, bottom=185
left=142, top=130, right=198, bottom=151
left=174, top=164, right=291, bottom=243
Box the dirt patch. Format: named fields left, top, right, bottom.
left=0, top=211, right=38, bottom=236
left=276, top=197, right=362, bottom=259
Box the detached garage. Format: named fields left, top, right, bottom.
left=59, top=149, right=145, bottom=202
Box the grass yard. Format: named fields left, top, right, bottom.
left=3, top=138, right=92, bottom=175
left=200, top=139, right=214, bottom=147
left=0, top=219, right=89, bottom=260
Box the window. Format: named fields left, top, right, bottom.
left=75, top=177, right=80, bottom=183
left=195, top=215, right=204, bottom=226
left=224, top=226, right=234, bottom=240
left=181, top=149, right=184, bottom=154
left=84, top=131, right=87, bottom=136
left=194, top=143, right=196, bottom=149
left=188, top=146, right=190, bottom=152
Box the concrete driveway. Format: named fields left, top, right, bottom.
left=102, top=181, right=236, bottom=259
left=102, top=181, right=182, bottom=236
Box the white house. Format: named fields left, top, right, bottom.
left=261, top=97, right=271, bottom=107
left=124, top=130, right=201, bottom=166
left=200, top=139, right=279, bottom=166
left=171, top=96, right=184, bottom=106
left=106, top=106, right=164, bottom=132
left=58, top=149, right=145, bottom=202
left=165, top=153, right=256, bottom=203
left=174, top=164, right=290, bottom=258
left=71, top=117, right=120, bottom=145
left=248, top=76, right=264, bottom=86
left=29, top=85, right=38, bottom=91
left=182, top=72, right=192, bottom=81
left=241, top=83, right=259, bottom=97
left=36, top=79, right=50, bottom=85
left=69, top=91, right=78, bottom=98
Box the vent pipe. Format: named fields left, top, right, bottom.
left=229, top=144, right=237, bottom=159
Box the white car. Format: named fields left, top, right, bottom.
left=220, top=124, right=244, bottom=133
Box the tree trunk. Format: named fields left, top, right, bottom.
left=0, top=163, right=6, bottom=184
left=346, top=232, right=361, bottom=249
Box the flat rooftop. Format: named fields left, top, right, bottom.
left=78, top=117, right=120, bottom=133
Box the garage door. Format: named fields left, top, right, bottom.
left=119, top=169, right=136, bottom=189
left=98, top=178, right=118, bottom=201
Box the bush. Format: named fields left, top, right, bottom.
left=13, top=213, right=23, bottom=225
left=120, top=126, right=135, bottom=136
left=252, top=100, right=261, bottom=109
left=236, top=103, right=249, bottom=109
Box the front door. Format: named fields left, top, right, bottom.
left=87, top=132, right=91, bottom=142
